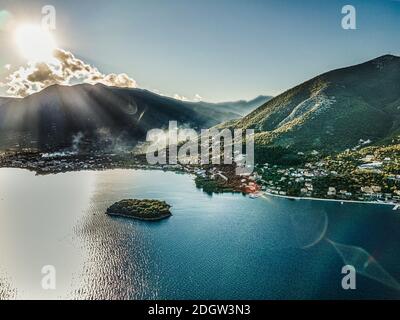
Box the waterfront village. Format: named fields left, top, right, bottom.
left=193, top=145, right=400, bottom=207
left=0, top=144, right=399, bottom=208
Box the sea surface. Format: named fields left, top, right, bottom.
left=0, top=168, right=399, bottom=299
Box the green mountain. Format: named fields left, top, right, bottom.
left=222, top=55, right=400, bottom=161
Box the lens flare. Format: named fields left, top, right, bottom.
left=15, top=24, right=57, bottom=62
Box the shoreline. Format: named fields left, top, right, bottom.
left=1, top=165, right=398, bottom=208
left=261, top=191, right=398, bottom=207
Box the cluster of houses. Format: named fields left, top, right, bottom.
left=193, top=167, right=229, bottom=181
left=191, top=165, right=263, bottom=194
left=0, top=153, right=136, bottom=174
left=255, top=159, right=400, bottom=203
left=239, top=176, right=261, bottom=194
left=359, top=186, right=400, bottom=202
left=357, top=154, right=394, bottom=171
left=348, top=138, right=372, bottom=152
left=257, top=162, right=332, bottom=197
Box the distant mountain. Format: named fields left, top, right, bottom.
left=222, top=55, right=400, bottom=158
left=194, top=95, right=272, bottom=118
left=0, top=83, right=267, bottom=151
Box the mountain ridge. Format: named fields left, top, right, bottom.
left=0, top=83, right=269, bottom=151
left=221, top=54, right=400, bottom=158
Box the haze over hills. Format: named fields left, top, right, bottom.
left=195, top=95, right=272, bottom=119
left=221, top=54, right=400, bottom=159
left=0, top=83, right=268, bottom=151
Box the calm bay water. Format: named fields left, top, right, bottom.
left=0, top=168, right=399, bottom=299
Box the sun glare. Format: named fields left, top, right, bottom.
left=15, top=24, right=57, bottom=63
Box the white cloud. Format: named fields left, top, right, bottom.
left=3, top=48, right=137, bottom=97
left=173, top=93, right=189, bottom=101
left=173, top=93, right=203, bottom=102
left=194, top=94, right=202, bottom=102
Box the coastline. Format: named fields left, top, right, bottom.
left=1, top=164, right=397, bottom=208
left=261, top=191, right=398, bottom=207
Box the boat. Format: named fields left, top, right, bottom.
left=393, top=205, right=399, bottom=211
left=249, top=193, right=261, bottom=199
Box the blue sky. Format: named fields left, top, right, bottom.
left=1, top=0, right=400, bottom=101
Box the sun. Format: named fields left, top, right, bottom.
left=15, top=24, right=57, bottom=63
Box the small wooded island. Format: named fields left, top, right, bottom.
left=106, top=199, right=172, bottom=221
